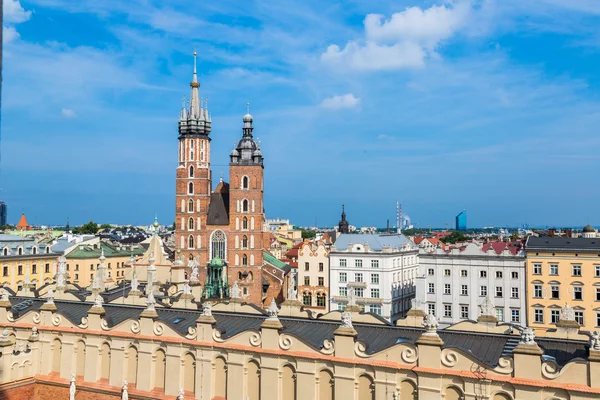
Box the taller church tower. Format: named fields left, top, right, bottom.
left=175, top=52, right=212, bottom=265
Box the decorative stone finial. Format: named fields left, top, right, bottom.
left=479, top=296, right=494, bottom=317
left=422, top=312, right=439, bottom=336
left=131, top=271, right=139, bottom=292
left=93, top=293, right=104, bottom=308
left=122, top=380, right=129, bottom=400
left=99, top=248, right=106, bottom=264
left=146, top=292, right=156, bottom=312
left=519, top=327, right=536, bottom=345
left=69, top=373, right=76, bottom=400
left=266, top=298, right=279, bottom=320
left=56, top=256, right=67, bottom=288
left=177, top=388, right=185, bottom=400
left=231, top=282, right=241, bottom=299
left=560, top=303, right=575, bottom=321
left=201, top=301, right=212, bottom=317
left=347, top=286, right=357, bottom=307
left=46, top=288, right=55, bottom=305
left=183, top=281, right=192, bottom=295
left=0, top=328, right=9, bottom=342
left=0, top=288, right=9, bottom=302
left=148, top=251, right=156, bottom=267
left=591, top=331, right=600, bottom=351
left=189, top=260, right=199, bottom=283
left=30, top=326, right=38, bottom=338
left=287, top=271, right=298, bottom=301
left=341, top=311, right=353, bottom=329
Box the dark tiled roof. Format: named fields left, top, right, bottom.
left=526, top=236, right=600, bottom=251
left=207, top=193, right=230, bottom=225
left=6, top=297, right=591, bottom=367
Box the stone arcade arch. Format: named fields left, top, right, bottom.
left=247, top=359, right=260, bottom=400
left=318, top=369, right=334, bottom=400
left=282, top=364, right=297, bottom=400
left=154, top=349, right=166, bottom=391
left=183, top=353, right=196, bottom=393
left=126, top=346, right=138, bottom=385
left=358, top=374, right=375, bottom=400
left=214, top=356, right=227, bottom=399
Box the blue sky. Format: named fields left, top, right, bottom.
left=1, top=0, right=600, bottom=229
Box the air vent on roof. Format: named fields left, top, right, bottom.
left=173, top=318, right=183, bottom=324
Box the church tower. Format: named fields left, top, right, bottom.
left=175, top=52, right=212, bottom=265
left=228, top=107, right=265, bottom=304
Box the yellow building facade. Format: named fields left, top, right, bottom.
left=526, top=236, right=600, bottom=332
left=0, top=234, right=58, bottom=291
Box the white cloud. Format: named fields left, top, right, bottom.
left=320, top=93, right=360, bottom=110
left=3, top=26, right=20, bottom=43
left=61, top=108, right=77, bottom=118
left=321, top=1, right=471, bottom=71
left=3, top=0, right=32, bottom=23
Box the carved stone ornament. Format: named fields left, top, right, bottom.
left=0, top=288, right=9, bottom=302
left=189, top=259, right=199, bottom=283
left=69, top=373, right=76, bottom=400
left=122, top=380, right=129, bottom=400
left=519, top=327, right=536, bottom=345
left=201, top=301, right=212, bottom=317
left=93, top=293, right=104, bottom=308
left=422, top=312, right=439, bottom=336
left=146, top=292, right=156, bottom=311
left=0, top=329, right=9, bottom=342
left=591, top=330, right=600, bottom=351
left=560, top=303, right=575, bottom=322
left=341, top=311, right=353, bottom=329
left=479, top=296, right=494, bottom=317
left=183, top=281, right=192, bottom=295
left=30, top=326, right=39, bottom=338
left=177, top=388, right=184, bottom=400
left=287, top=270, right=298, bottom=301
left=130, top=272, right=139, bottom=292
left=46, top=288, right=55, bottom=305
left=266, top=298, right=279, bottom=320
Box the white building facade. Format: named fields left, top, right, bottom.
left=329, top=234, right=419, bottom=322
left=415, top=242, right=526, bottom=327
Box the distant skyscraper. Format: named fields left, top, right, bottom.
left=455, top=210, right=467, bottom=231
left=0, top=202, right=6, bottom=226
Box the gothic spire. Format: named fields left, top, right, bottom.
left=189, top=51, right=202, bottom=120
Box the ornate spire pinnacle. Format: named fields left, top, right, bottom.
left=189, top=51, right=201, bottom=119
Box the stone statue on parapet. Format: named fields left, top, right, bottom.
left=519, top=327, right=536, bottom=345
left=341, top=311, right=353, bottom=329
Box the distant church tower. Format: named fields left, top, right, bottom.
left=228, top=107, right=265, bottom=304
left=175, top=52, right=212, bottom=264
left=338, top=205, right=349, bottom=234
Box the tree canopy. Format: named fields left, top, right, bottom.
left=440, top=231, right=469, bottom=244
left=301, top=229, right=316, bottom=239
left=72, top=221, right=99, bottom=234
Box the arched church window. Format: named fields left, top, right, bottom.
left=188, top=218, right=195, bottom=230
left=242, top=217, right=248, bottom=230
left=210, top=230, right=226, bottom=260
left=242, top=254, right=248, bottom=266
left=189, top=254, right=194, bottom=261
left=189, top=140, right=195, bottom=160
left=242, top=176, right=249, bottom=189
left=188, top=235, right=194, bottom=249
left=238, top=272, right=242, bottom=280
left=188, top=199, right=194, bottom=212
left=189, top=166, right=194, bottom=178
left=188, top=182, right=194, bottom=194
left=242, top=199, right=249, bottom=213
left=242, top=236, right=248, bottom=249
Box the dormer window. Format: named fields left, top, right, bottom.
left=32, top=247, right=37, bottom=255
left=18, top=247, right=22, bottom=256
left=45, top=247, right=50, bottom=254
left=2, top=248, right=7, bottom=256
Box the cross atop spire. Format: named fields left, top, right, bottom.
left=247, top=102, right=250, bottom=114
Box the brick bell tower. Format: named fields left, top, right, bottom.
left=175, top=52, right=212, bottom=266
left=228, top=106, right=265, bottom=304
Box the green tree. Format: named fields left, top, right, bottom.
left=301, top=229, right=316, bottom=239
left=509, top=232, right=520, bottom=241
left=99, top=223, right=112, bottom=230
left=73, top=221, right=99, bottom=235
left=440, top=231, right=469, bottom=244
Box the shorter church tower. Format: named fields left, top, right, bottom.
left=338, top=205, right=349, bottom=234
left=227, top=108, right=265, bottom=304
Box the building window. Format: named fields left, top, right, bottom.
left=496, top=308, right=504, bottom=322
left=460, top=305, right=469, bottom=319
left=511, top=287, right=519, bottom=298
left=188, top=235, right=194, bottom=249
left=303, top=293, right=312, bottom=306
left=511, top=309, right=520, bottom=323
left=428, top=268, right=434, bottom=276
left=355, top=288, right=364, bottom=298
left=45, top=263, right=50, bottom=273
left=188, top=217, right=195, bottom=231
left=495, top=286, right=503, bottom=298
left=461, top=285, right=468, bottom=296
left=595, top=265, right=600, bottom=277
left=461, top=270, right=468, bottom=277
left=242, top=176, right=249, bottom=189
left=317, top=294, right=326, bottom=307
left=371, top=260, right=379, bottom=268
left=428, top=303, right=435, bottom=316
left=18, top=265, right=23, bottom=275
left=371, top=288, right=380, bottom=298
left=534, top=285, right=543, bottom=298
left=32, top=264, right=37, bottom=274
left=319, top=262, right=324, bottom=272
left=496, top=271, right=503, bottom=279
left=573, top=286, right=583, bottom=300
left=480, top=270, right=487, bottom=278
left=18, top=248, right=22, bottom=255
left=189, top=165, right=194, bottom=178
left=551, top=310, right=560, bottom=324
left=304, top=262, right=310, bottom=271
left=340, top=259, right=347, bottom=267
left=339, top=273, right=347, bottom=283
left=339, top=287, right=347, bottom=296
left=370, top=305, right=382, bottom=316
left=2, top=249, right=7, bottom=256
left=549, top=264, right=558, bottom=275
left=444, top=304, right=452, bottom=318
left=355, top=273, right=363, bottom=283
left=596, top=287, right=600, bottom=301
left=574, top=311, right=584, bottom=326
left=90, top=273, right=93, bottom=281
left=371, top=274, right=379, bottom=284
left=444, top=269, right=451, bottom=277
left=318, top=277, right=324, bottom=286
left=304, top=277, right=310, bottom=286
left=75, top=273, right=79, bottom=281
left=338, top=303, right=346, bottom=312
left=210, top=230, right=226, bottom=259
left=32, top=247, right=37, bottom=255
left=597, top=312, right=600, bottom=327
left=188, top=199, right=194, bottom=212
left=573, top=265, right=582, bottom=276
left=533, top=264, right=542, bottom=275
left=511, top=271, right=519, bottom=279
left=534, top=309, right=544, bottom=323
left=480, top=286, right=487, bottom=296
left=551, top=285, right=560, bottom=299
left=242, top=254, right=248, bottom=266
left=242, top=217, right=248, bottom=230
left=241, top=199, right=248, bottom=213
left=188, top=182, right=194, bottom=194
left=444, top=284, right=451, bottom=295
left=2, top=266, right=7, bottom=276
left=355, top=259, right=363, bottom=268
left=428, top=283, right=435, bottom=294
